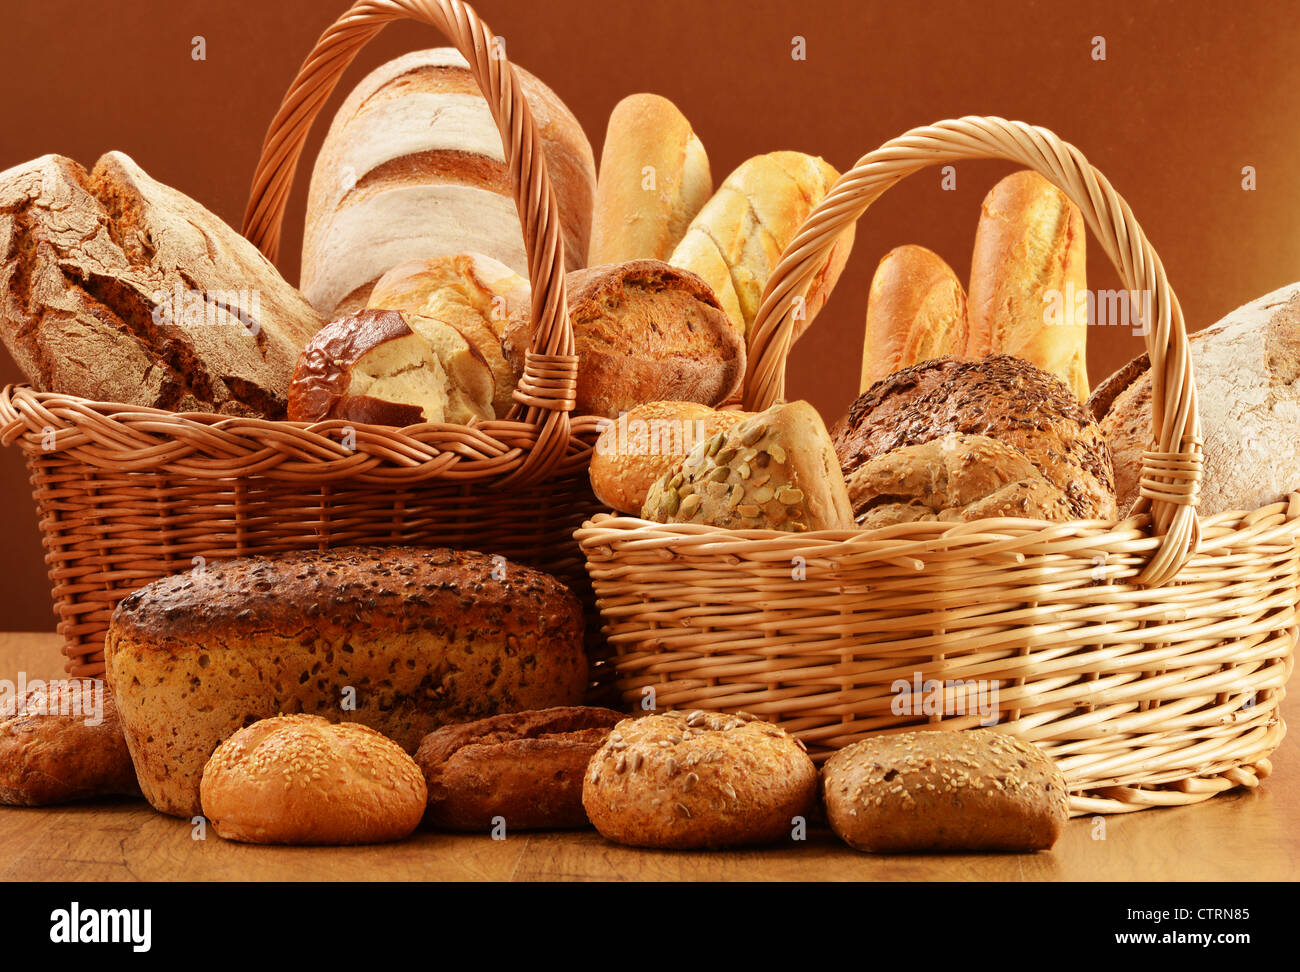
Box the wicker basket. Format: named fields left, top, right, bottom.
left=576, top=117, right=1299, bottom=814
left=0, top=0, right=609, bottom=677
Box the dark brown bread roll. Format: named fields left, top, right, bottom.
left=502, top=259, right=745, bottom=418
left=105, top=546, right=589, bottom=817
left=201, top=715, right=426, bottom=845
left=416, top=706, right=625, bottom=831
left=822, top=728, right=1069, bottom=852
left=0, top=679, right=140, bottom=806
left=832, top=354, right=1116, bottom=520
left=582, top=710, right=818, bottom=849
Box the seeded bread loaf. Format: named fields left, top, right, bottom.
left=0, top=152, right=322, bottom=416
left=503, top=259, right=745, bottom=418
left=849, top=432, right=1075, bottom=528
left=822, top=728, right=1069, bottom=852
left=833, top=355, right=1117, bottom=520
left=589, top=401, right=749, bottom=514
left=104, top=546, right=588, bottom=817
left=0, top=680, right=140, bottom=806
left=642, top=401, right=855, bottom=531
left=200, top=715, right=427, bottom=845
left=415, top=706, right=624, bottom=831
left=582, top=710, right=818, bottom=849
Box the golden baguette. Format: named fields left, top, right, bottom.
left=860, top=245, right=968, bottom=393
left=967, top=170, right=1089, bottom=399
left=669, top=151, right=854, bottom=338
left=588, top=94, right=712, bottom=265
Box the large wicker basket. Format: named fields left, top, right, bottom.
left=576, top=117, right=1299, bottom=815
left=0, top=0, right=607, bottom=677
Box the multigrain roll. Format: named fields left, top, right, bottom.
left=105, top=546, right=588, bottom=817
left=832, top=355, right=1117, bottom=521
left=822, top=729, right=1070, bottom=853
left=0, top=680, right=140, bottom=806
left=503, top=259, right=744, bottom=418
left=589, top=401, right=749, bottom=514
left=200, top=715, right=426, bottom=845
left=588, top=93, right=712, bottom=265
left=582, top=710, right=818, bottom=849
left=415, top=706, right=625, bottom=831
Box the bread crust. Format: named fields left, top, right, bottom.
left=582, top=710, right=817, bottom=849
left=822, top=729, right=1069, bottom=853
left=200, top=714, right=426, bottom=845
left=504, top=259, right=744, bottom=418
left=833, top=355, right=1117, bottom=520
left=588, top=93, right=712, bottom=265
left=105, top=546, right=588, bottom=817
left=861, top=245, right=969, bottom=392
left=0, top=680, right=140, bottom=806
left=415, top=706, right=625, bottom=831
left=968, top=170, right=1089, bottom=400
left=849, top=432, right=1074, bottom=527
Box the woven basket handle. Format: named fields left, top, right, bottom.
left=242, top=0, right=577, bottom=471
left=744, top=117, right=1202, bottom=585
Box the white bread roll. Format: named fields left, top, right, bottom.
left=369, top=253, right=530, bottom=417
left=303, top=49, right=595, bottom=317
left=668, top=151, right=854, bottom=338
left=588, top=94, right=712, bottom=265
left=968, top=170, right=1089, bottom=400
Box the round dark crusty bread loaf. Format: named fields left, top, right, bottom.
left=831, top=354, right=1117, bottom=520
left=105, top=546, right=589, bottom=818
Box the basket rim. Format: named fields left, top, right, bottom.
left=0, top=384, right=604, bottom=483
left=577, top=493, right=1300, bottom=557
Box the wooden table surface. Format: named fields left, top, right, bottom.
left=1, top=631, right=1296, bottom=882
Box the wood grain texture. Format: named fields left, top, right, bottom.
left=1, top=632, right=1295, bottom=882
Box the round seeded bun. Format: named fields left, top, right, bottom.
left=832, top=354, right=1117, bottom=520
left=582, top=710, right=817, bottom=849
left=200, top=714, right=427, bottom=845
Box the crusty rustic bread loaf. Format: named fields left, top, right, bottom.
left=822, top=728, right=1069, bottom=852
left=848, top=432, right=1075, bottom=528
left=643, top=401, right=855, bottom=531
left=0, top=152, right=322, bottom=416
left=289, top=308, right=498, bottom=426
left=415, top=706, right=625, bottom=831
left=302, top=48, right=595, bottom=317
left=588, top=93, right=712, bottom=265
left=201, top=715, right=426, bottom=845
left=368, top=253, right=529, bottom=417
left=582, top=710, right=817, bottom=849
left=861, top=245, right=969, bottom=393
left=1089, top=281, right=1300, bottom=516
left=669, top=151, right=853, bottom=339
left=589, top=401, right=749, bottom=514
left=503, top=259, right=744, bottom=418
left=104, top=546, right=588, bottom=817
left=0, top=679, right=140, bottom=806
left=832, top=355, right=1117, bottom=520
left=968, top=170, right=1089, bottom=400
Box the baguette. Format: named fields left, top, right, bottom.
left=968, top=170, right=1089, bottom=399
left=861, top=245, right=968, bottom=392
left=588, top=94, right=712, bottom=265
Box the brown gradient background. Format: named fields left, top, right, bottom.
left=1, top=0, right=1297, bottom=629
